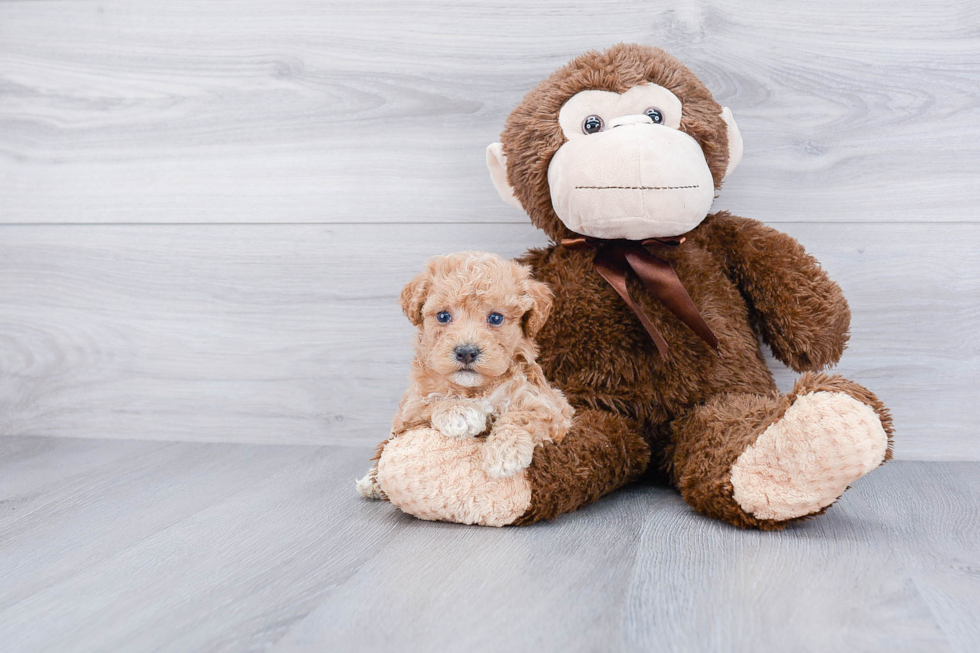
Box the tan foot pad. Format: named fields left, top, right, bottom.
left=377, top=428, right=531, bottom=527
left=730, top=391, right=888, bottom=522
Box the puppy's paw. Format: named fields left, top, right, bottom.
left=356, top=471, right=387, bottom=500
left=483, top=425, right=535, bottom=478
left=432, top=403, right=489, bottom=439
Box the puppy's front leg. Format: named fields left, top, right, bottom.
left=483, top=423, right=535, bottom=478
left=482, top=384, right=573, bottom=478
left=430, top=399, right=492, bottom=439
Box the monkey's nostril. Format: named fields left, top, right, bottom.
left=454, top=344, right=481, bottom=365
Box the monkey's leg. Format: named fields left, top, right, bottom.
left=670, top=373, right=894, bottom=530
left=374, top=411, right=648, bottom=527
left=512, top=409, right=651, bottom=525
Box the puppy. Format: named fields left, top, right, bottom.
left=357, top=251, right=574, bottom=499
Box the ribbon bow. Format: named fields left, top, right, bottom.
left=561, top=235, right=719, bottom=357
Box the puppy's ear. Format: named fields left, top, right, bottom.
left=400, top=266, right=432, bottom=326
left=522, top=277, right=553, bottom=337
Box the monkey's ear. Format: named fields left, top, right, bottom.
left=522, top=277, right=553, bottom=337
left=399, top=266, right=432, bottom=327
left=486, top=143, right=524, bottom=210
left=721, top=107, right=743, bottom=178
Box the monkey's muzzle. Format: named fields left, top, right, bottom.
left=548, top=122, right=715, bottom=240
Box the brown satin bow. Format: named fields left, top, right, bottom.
left=561, top=235, right=719, bottom=357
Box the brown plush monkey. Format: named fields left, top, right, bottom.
left=365, top=44, right=893, bottom=530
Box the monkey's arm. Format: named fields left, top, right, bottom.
left=698, top=212, right=851, bottom=372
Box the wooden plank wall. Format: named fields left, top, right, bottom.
left=1, top=1, right=978, bottom=459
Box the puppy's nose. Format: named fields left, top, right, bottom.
left=454, top=344, right=481, bottom=365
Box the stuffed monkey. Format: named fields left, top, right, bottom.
left=484, top=43, right=893, bottom=529
left=365, top=44, right=893, bottom=530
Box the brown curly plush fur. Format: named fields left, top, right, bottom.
left=499, top=44, right=894, bottom=529
left=670, top=372, right=894, bottom=530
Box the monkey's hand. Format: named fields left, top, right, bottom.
left=483, top=423, right=535, bottom=478
left=431, top=399, right=491, bottom=439
left=700, top=213, right=851, bottom=372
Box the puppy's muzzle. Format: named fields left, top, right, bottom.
left=454, top=344, right=481, bottom=366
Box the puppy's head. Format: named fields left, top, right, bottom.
left=400, top=251, right=552, bottom=389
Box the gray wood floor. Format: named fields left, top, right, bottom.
left=1, top=436, right=977, bottom=653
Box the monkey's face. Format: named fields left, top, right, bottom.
left=547, top=83, right=718, bottom=240
left=487, top=45, right=744, bottom=242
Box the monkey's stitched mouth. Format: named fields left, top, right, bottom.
left=575, top=185, right=700, bottom=190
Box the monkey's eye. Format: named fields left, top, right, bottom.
left=644, top=107, right=664, bottom=124
left=487, top=312, right=504, bottom=326
left=582, top=115, right=604, bottom=134
left=436, top=311, right=452, bottom=324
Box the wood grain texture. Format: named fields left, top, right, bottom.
left=1, top=1, right=978, bottom=458
left=0, top=438, right=977, bottom=653
left=1, top=222, right=976, bottom=458
left=1, top=0, right=978, bottom=224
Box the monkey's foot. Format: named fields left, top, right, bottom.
left=730, top=391, right=888, bottom=521
left=377, top=428, right=531, bottom=527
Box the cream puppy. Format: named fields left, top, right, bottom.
left=357, top=251, right=574, bottom=499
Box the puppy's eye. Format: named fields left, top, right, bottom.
left=582, top=115, right=604, bottom=134
left=644, top=107, right=664, bottom=124
left=436, top=311, right=452, bottom=324
left=487, top=312, right=504, bottom=326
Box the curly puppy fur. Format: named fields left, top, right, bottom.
left=357, top=252, right=574, bottom=500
